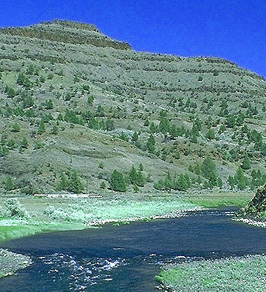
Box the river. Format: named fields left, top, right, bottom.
left=1, top=208, right=266, bottom=291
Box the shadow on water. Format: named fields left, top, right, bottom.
left=1, top=208, right=266, bottom=291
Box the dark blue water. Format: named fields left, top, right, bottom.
left=1, top=208, right=266, bottom=292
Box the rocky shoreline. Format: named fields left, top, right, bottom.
left=0, top=249, right=32, bottom=278
left=234, top=217, right=266, bottom=228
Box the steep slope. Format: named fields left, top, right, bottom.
left=242, top=184, right=266, bottom=217
left=0, top=20, right=265, bottom=194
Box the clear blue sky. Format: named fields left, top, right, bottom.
left=0, top=0, right=265, bottom=77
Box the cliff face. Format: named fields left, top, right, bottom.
left=0, top=20, right=132, bottom=50
left=243, top=185, right=266, bottom=216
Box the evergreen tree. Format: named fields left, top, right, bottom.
left=153, top=179, right=165, bottom=190
left=0, top=145, right=9, bottom=157
left=197, top=175, right=202, bottom=185
left=218, top=125, right=226, bottom=134
left=22, top=95, right=34, bottom=108
left=144, top=119, right=149, bottom=126
left=175, top=174, right=189, bottom=191
left=226, top=115, right=236, bottom=128
left=193, top=118, right=202, bottom=132
left=251, top=169, right=264, bottom=187
left=149, top=122, right=157, bottom=133
left=201, top=157, right=218, bottom=186
left=57, top=173, right=69, bottom=191
left=133, top=184, right=139, bottom=193
left=12, top=122, right=21, bottom=132
left=105, top=119, right=115, bottom=131
left=17, top=72, right=31, bottom=88
left=169, top=124, right=178, bottom=137
left=20, top=137, right=29, bottom=149
left=120, top=132, right=128, bottom=142
left=191, top=133, right=198, bottom=143
left=100, top=181, right=106, bottom=189
left=68, top=170, right=84, bottom=193
left=45, top=99, right=54, bottom=110
left=5, top=86, right=16, bottom=98
left=5, top=176, right=15, bottom=191
left=228, top=175, right=235, bottom=189
left=110, top=170, right=126, bottom=192
left=51, top=125, right=59, bottom=135
left=132, top=131, right=139, bottom=142
left=38, top=121, right=46, bottom=134
left=87, top=95, right=94, bottom=106
left=217, top=177, right=223, bottom=188
left=184, top=174, right=191, bottom=189
left=136, top=171, right=145, bottom=187
left=242, top=154, right=251, bottom=170
left=234, top=167, right=247, bottom=190
left=7, top=139, right=16, bottom=150
left=98, top=162, right=104, bottom=169
left=159, top=117, right=170, bottom=134
left=146, top=134, right=156, bottom=153
left=129, top=166, right=138, bottom=184
left=205, top=129, right=216, bottom=140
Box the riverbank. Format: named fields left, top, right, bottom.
left=0, top=249, right=32, bottom=278
left=0, top=190, right=253, bottom=242
left=0, top=190, right=253, bottom=280
left=0, top=194, right=203, bottom=243
left=0, top=194, right=202, bottom=279
left=156, top=255, right=266, bottom=292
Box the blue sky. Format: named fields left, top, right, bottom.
left=0, top=0, right=265, bottom=77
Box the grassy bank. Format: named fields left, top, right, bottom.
left=185, top=190, right=253, bottom=208
left=0, top=191, right=253, bottom=243
left=0, top=249, right=32, bottom=278
left=0, top=193, right=202, bottom=243
left=156, top=255, right=266, bottom=292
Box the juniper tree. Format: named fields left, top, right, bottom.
left=20, top=137, right=29, bottom=149
left=100, top=181, right=106, bottom=189
left=57, top=173, right=69, bottom=191
left=5, top=176, right=15, bottom=191
left=136, top=171, right=145, bottom=187
left=51, top=125, right=59, bottom=135
left=201, top=157, right=218, bottom=187
left=206, top=129, right=216, bottom=140
left=234, top=167, right=247, bottom=190
left=159, top=117, right=170, bottom=134
left=132, top=131, right=139, bottom=142
left=129, top=166, right=138, bottom=184
left=38, top=121, right=46, bottom=134
left=242, top=154, right=251, bottom=170
left=12, top=122, right=21, bottom=132
left=110, top=170, right=126, bottom=192
left=146, top=134, right=156, bottom=153
left=68, top=170, right=84, bottom=193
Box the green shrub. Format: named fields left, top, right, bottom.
left=4, top=199, right=29, bottom=218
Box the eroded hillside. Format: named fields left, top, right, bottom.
left=0, top=20, right=265, bottom=194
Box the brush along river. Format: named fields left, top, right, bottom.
left=1, top=206, right=266, bottom=292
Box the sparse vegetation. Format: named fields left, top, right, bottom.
left=156, top=255, right=266, bottom=292
left=0, top=20, right=265, bottom=195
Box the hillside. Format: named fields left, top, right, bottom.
left=0, top=20, right=265, bottom=194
